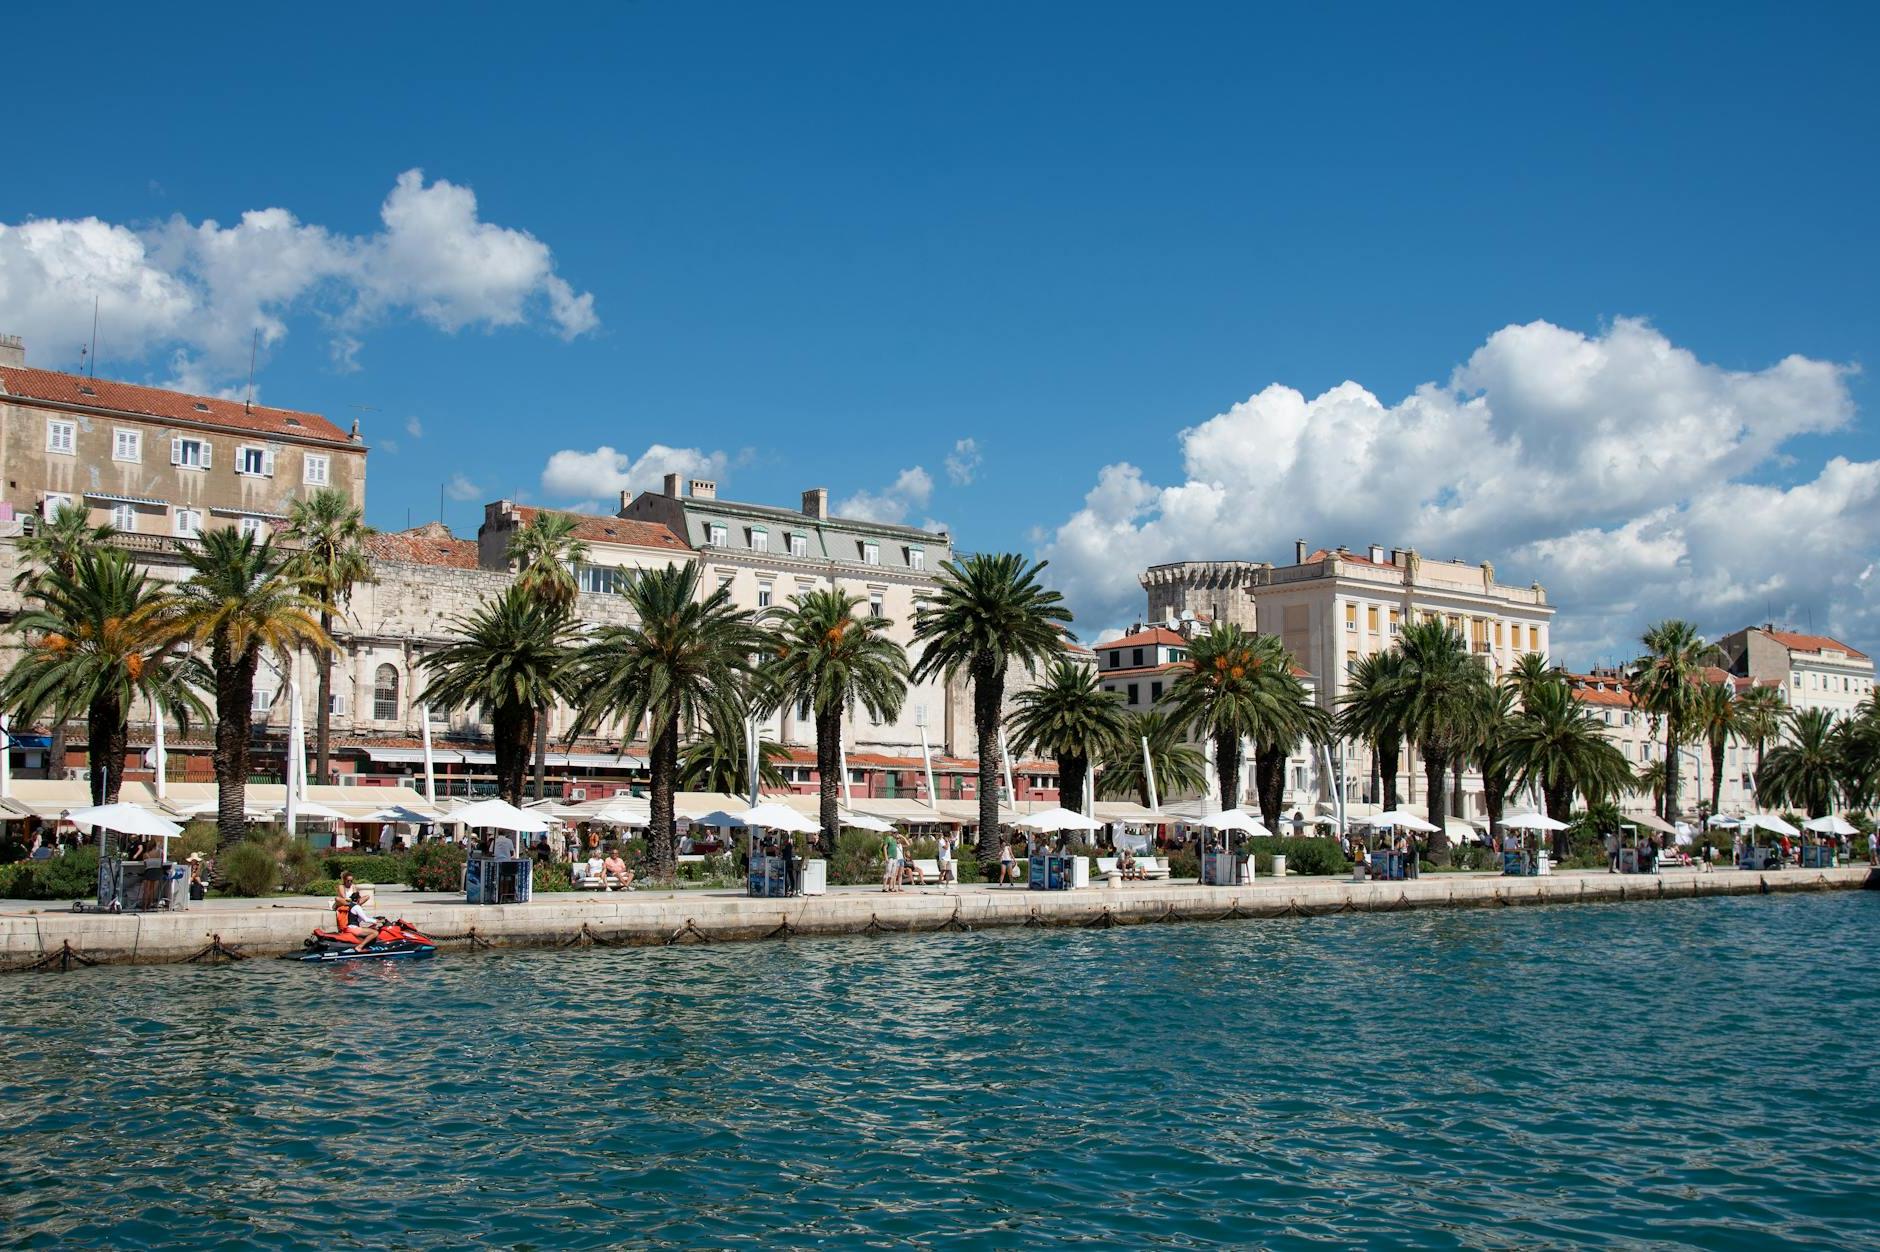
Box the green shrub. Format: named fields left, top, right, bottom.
left=676, top=853, right=735, bottom=882
left=830, top=829, right=887, bottom=885
left=612, top=837, right=651, bottom=876
left=404, top=840, right=466, bottom=892
left=275, top=836, right=322, bottom=893
left=0, top=848, right=104, bottom=900
left=176, top=825, right=219, bottom=863
left=221, top=842, right=279, bottom=896
left=533, top=861, right=572, bottom=892
left=322, top=852, right=408, bottom=883
left=305, top=876, right=339, bottom=900
left=1167, top=846, right=1199, bottom=880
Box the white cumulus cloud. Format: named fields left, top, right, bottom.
left=1039, top=318, right=1871, bottom=664
left=0, top=168, right=596, bottom=386
left=443, top=473, right=483, bottom=502
left=945, top=437, right=983, bottom=485
left=540, top=444, right=730, bottom=503
left=837, top=466, right=934, bottom=526
left=405, top=415, right=424, bottom=439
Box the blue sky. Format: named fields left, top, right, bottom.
left=4, top=3, right=1878, bottom=663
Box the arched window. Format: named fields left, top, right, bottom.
left=373, top=664, right=399, bottom=721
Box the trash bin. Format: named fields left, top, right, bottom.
left=1272, top=854, right=1287, bottom=879
left=800, top=859, right=827, bottom=896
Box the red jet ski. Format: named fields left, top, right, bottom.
left=294, top=902, right=438, bottom=963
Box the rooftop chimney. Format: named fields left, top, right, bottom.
left=1369, top=544, right=1385, bottom=563
left=0, top=334, right=22, bottom=369
left=617, top=490, right=633, bottom=515
left=1294, top=538, right=1307, bottom=564
left=802, top=487, right=828, bottom=520
left=662, top=472, right=681, bottom=498
left=688, top=478, right=717, bottom=500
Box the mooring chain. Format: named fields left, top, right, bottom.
left=184, top=934, right=246, bottom=964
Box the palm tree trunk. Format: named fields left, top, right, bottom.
left=973, top=657, right=1005, bottom=864
left=314, top=609, right=334, bottom=786
left=1662, top=715, right=1680, bottom=820
left=647, top=717, right=680, bottom=877
left=1709, top=741, right=1725, bottom=816
left=216, top=645, right=255, bottom=848
left=87, top=695, right=126, bottom=806
left=1254, top=742, right=1285, bottom=833
left=1379, top=734, right=1401, bottom=811
left=1451, top=757, right=1465, bottom=819
left=1543, top=780, right=1573, bottom=858
left=1423, top=746, right=1449, bottom=857
left=532, top=710, right=549, bottom=801
left=816, top=706, right=842, bottom=859
left=1215, top=729, right=1241, bottom=812
left=1057, top=752, right=1086, bottom=815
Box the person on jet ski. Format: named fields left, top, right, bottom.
left=330, top=895, right=383, bottom=952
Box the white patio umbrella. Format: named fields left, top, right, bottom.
left=1802, top=815, right=1857, bottom=836
left=1013, top=806, right=1103, bottom=833
left=1198, top=808, right=1272, bottom=837
left=1743, top=812, right=1801, bottom=838
left=1501, top=811, right=1569, bottom=832
left=364, top=805, right=438, bottom=824
left=588, top=803, right=649, bottom=827
left=692, top=810, right=746, bottom=829
left=448, top=798, right=555, bottom=832
left=1368, top=809, right=1440, bottom=832
left=736, top=802, right=822, bottom=834
left=173, top=797, right=269, bottom=820
left=64, top=803, right=185, bottom=860
left=1706, top=814, right=1740, bottom=828
left=839, top=809, right=895, bottom=833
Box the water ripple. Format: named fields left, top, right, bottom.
left=2, top=894, right=1877, bottom=1249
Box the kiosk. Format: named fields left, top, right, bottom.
left=62, top=803, right=187, bottom=914
left=466, top=856, right=532, bottom=904
left=1195, top=808, right=1266, bottom=886
left=1015, top=806, right=1104, bottom=890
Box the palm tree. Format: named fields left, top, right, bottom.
left=0, top=550, right=206, bottom=805
left=418, top=586, right=576, bottom=806
left=1392, top=620, right=1490, bottom=850
left=567, top=563, right=764, bottom=877
left=1756, top=707, right=1841, bottom=819
left=910, top=554, right=1072, bottom=862
left=1337, top=649, right=1407, bottom=811
left=1629, top=620, right=1710, bottom=820
left=1501, top=679, right=1633, bottom=856
left=1472, top=681, right=1519, bottom=838
left=506, top=511, right=589, bottom=801
left=163, top=530, right=330, bottom=844
left=1735, top=684, right=1786, bottom=803
left=13, top=502, right=114, bottom=590
left=1689, top=681, right=1738, bottom=818
left=283, top=489, right=375, bottom=787
left=1165, top=626, right=1320, bottom=822
left=13, top=502, right=117, bottom=779
left=1836, top=698, right=1878, bottom=813
left=1635, top=758, right=1669, bottom=814
left=757, top=588, right=909, bottom=856
left=1250, top=656, right=1330, bottom=835
left=677, top=717, right=791, bottom=793
left=1096, top=709, right=1207, bottom=808
left=1007, top=660, right=1129, bottom=816
left=1506, top=651, right=1558, bottom=707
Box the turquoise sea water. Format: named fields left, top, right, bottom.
left=3, top=893, right=1878, bottom=1250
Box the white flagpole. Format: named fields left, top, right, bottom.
left=0, top=711, right=12, bottom=801
left=997, top=727, right=1016, bottom=810
left=1142, top=735, right=1159, bottom=814
left=839, top=741, right=855, bottom=810
left=420, top=702, right=437, bottom=806
left=284, top=676, right=301, bottom=833
left=152, top=695, right=167, bottom=802
left=918, top=711, right=938, bottom=813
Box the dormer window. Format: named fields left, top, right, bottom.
left=788, top=533, right=808, bottom=559
left=908, top=546, right=925, bottom=571
left=193, top=402, right=211, bottom=413
left=750, top=527, right=769, bottom=554
left=862, top=541, right=880, bottom=566
left=707, top=523, right=728, bottom=547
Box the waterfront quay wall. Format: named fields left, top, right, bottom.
left=2, top=866, right=1873, bottom=971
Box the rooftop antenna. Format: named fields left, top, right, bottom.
left=244, top=328, right=259, bottom=414
left=85, top=294, right=100, bottom=377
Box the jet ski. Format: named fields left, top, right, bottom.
left=293, top=916, right=438, bottom=962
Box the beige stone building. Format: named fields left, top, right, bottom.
left=1141, top=542, right=1556, bottom=820
left=0, top=336, right=366, bottom=539
left=1715, top=625, right=1874, bottom=723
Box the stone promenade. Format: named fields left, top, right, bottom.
left=2, top=864, right=1872, bottom=970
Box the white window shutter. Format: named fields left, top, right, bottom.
left=264, top=449, right=277, bottom=477
left=199, top=442, right=212, bottom=468
left=171, top=436, right=183, bottom=465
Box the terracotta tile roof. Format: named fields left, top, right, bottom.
left=1757, top=628, right=1868, bottom=661
left=509, top=505, right=690, bottom=553
left=0, top=364, right=351, bottom=444
left=777, top=745, right=1056, bottom=773
left=367, top=523, right=478, bottom=570
left=1564, top=672, right=1637, bottom=708
left=1096, top=626, right=1189, bottom=652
